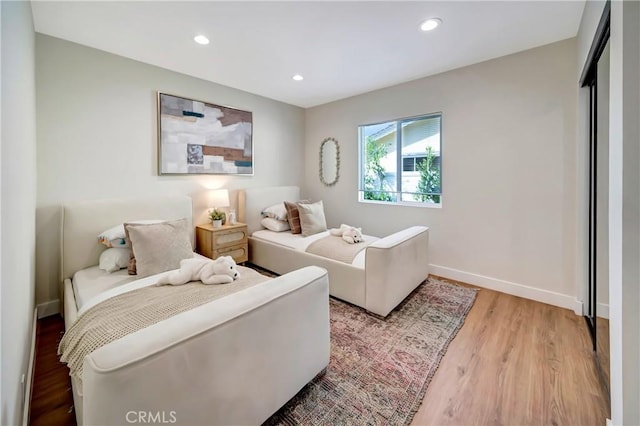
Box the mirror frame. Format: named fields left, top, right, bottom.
left=319, top=137, right=340, bottom=187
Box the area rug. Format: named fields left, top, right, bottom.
left=264, top=277, right=477, bottom=426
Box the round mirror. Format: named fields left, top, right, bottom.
left=319, top=137, right=340, bottom=186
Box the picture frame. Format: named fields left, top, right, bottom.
left=157, top=92, right=253, bottom=175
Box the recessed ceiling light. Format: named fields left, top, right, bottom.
left=194, top=35, right=210, bottom=45
left=292, top=74, right=304, bottom=81
left=420, top=18, right=442, bottom=32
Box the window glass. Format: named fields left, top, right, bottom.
left=361, top=121, right=397, bottom=202
left=359, top=114, right=442, bottom=205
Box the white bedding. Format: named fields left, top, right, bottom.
left=72, top=267, right=137, bottom=310
left=77, top=270, right=173, bottom=316
left=72, top=252, right=211, bottom=311
left=251, top=230, right=379, bottom=269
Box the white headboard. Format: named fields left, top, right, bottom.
left=238, top=186, right=300, bottom=235
left=61, top=195, right=193, bottom=281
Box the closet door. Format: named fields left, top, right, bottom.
left=595, top=41, right=610, bottom=395
left=579, top=0, right=610, bottom=402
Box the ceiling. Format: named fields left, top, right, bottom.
left=31, top=1, right=585, bottom=108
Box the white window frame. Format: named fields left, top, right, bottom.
left=357, top=113, right=442, bottom=208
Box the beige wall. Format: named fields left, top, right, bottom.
left=304, top=39, right=578, bottom=308
left=1, top=1, right=37, bottom=424
left=35, top=35, right=305, bottom=307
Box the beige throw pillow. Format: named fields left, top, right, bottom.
left=125, top=218, right=193, bottom=277
left=297, top=200, right=328, bottom=237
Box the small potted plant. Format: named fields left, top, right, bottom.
left=209, top=209, right=226, bottom=228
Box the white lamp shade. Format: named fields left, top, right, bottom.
left=210, top=189, right=230, bottom=208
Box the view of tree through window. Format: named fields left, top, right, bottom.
left=359, top=114, right=442, bottom=205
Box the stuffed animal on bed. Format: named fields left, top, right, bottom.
left=329, top=224, right=364, bottom=244
left=157, top=256, right=240, bottom=286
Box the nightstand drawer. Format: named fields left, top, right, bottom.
left=212, top=244, right=248, bottom=264
left=195, top=222, right=249, bottom=264
left=211, top=227, right=248, bottom=249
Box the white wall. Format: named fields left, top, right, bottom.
left=35, top=35, right=305, bottom=308
left=608, top=1, right=640, bottom=424
left=304, top=39, right=577, bottom=309
left=1, top=1, right=37, bottom=424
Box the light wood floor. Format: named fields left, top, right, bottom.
left=597, top=316, right=610, bottom=397
left=413, top=276, right=610, bottom=425
left=30, top=276, right=610, bottom=426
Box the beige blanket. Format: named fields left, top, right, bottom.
left=58, top=266, right=270, bottom=386
left=306, top=235, right=371, bottom=264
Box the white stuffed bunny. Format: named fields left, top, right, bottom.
left=329, top=224, right=364, bottom=244
left=157, top=256, right=240, bottom=286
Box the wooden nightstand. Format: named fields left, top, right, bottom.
left=195, top=222, right=249, bottom=264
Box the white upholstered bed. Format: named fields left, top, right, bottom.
left=238, top=186, right=430, bottom=317
left=61, top=195, right=330, bottom=425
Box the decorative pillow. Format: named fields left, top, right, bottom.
left=98, top=220, right=164, bottom=248
left=283, top=201, right=304, bottom=234
left=99, top=247, right=132, bottom=273
left=260, top=217, right=291, bottom=232
left=297, top=200, right=328, bottom=237
left=261, top=203, right=288, bottom=221
left=98, top=224, right=129, bottom=248
left=124, top=218, right=193, bottom=277
left=127, top=256, right=137, bottom=276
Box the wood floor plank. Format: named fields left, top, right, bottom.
left=413, top=278, right=610, bottom=426
left=30, top=315, right=75, bottom=426
left=30, top=277, right=609, bottom=426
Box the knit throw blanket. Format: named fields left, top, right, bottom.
left=58, top=266, right=270, bottom=387
left=306, top=235, right=372, bottom=264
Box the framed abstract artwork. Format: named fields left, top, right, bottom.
left=157, top=92, right=253, bottom=175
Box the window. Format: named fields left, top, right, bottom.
left=358, top=113, right=442, bottom=205
left=402, top=156, right=427, bottom=172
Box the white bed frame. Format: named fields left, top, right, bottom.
left=61, top=195, right=330, bottom=425
left=238, top=186, right=430, bottom=317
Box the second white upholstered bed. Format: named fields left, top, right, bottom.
left=61, top=195, right=330, bottom=426
left=239, top=186, right=430, bottom=317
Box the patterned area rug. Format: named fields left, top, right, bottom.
left=264, top=277, right=477, bottom=426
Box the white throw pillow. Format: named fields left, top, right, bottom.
left=261, top=203, right=288, bottom=221
left=98, top=220, right=164, bottom=248
left=297, top=200, right=328, bottom=237
left=99, top=247, right=132, bottom=273
left=261, top=217, right=291, bottom=232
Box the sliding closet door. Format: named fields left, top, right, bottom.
left=586, top=78, right=597, bottom=346
left=580, top=2, right=611, bottom=406
left=595, top=41, right=610, bottom=395
left=579, top=0, right=610, bottom=403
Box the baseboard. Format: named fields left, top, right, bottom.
left=597, top=302, right=609, bottom=319
left=37, top=299, right=60, bottom=319
left=566, top=300, right=609, bottom=319
left=22, top=309, right=37, bottom=426
left=429, top=264, right=578, bottom=312
left=574, top=299, right=584, bottom=316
